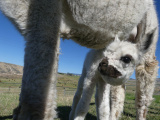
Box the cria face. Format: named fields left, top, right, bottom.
left=98, top=36, right=139, bottom=85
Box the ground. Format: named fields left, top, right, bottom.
left=0, top=74, right=160, bottom=120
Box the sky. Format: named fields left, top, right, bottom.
left=0, top=1, right=160, bottom=79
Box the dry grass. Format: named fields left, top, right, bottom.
left=0, top=75, right=160, bottom=120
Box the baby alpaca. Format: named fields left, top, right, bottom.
left=69, top=36, right=139, bottom=120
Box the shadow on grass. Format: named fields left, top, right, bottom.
left=57, top=106, right=97, bottom=120
left=0, top=106, right=97, bottom=120
left=148, top=111, right=160, bottom=115
left=149, top=106, right=160, bottom=111
left=90, top=102, right=95, bottom=106
left=0, top=115, right=13, bottom=120
left=123, top=111, right=136, bottom=118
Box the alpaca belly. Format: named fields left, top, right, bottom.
left=61, top=0, right=150, bottom=49
left=60, top=25, right=114, bottom=49
left=67, top=0, right=149, bottom=33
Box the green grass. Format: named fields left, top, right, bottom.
left=0, top=77, right=21, bottom=88
left=0, top=93, right=19, bottom=116
left=0, top=75, right=160, bottom=120
left=153, top=95, right=160, bottom=104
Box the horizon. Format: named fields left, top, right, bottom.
left=0, top=1, right=160, bottom=79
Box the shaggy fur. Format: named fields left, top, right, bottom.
left=0, top=0, right=159, bottom=120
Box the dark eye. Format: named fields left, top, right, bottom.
left=120, top=55, right=132, bottom=64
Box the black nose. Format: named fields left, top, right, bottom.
left=98, top=57, right=122, bottom=78
left=99, top=57, right=108, bottom=68
left=98, top=57, right=109, bottom=75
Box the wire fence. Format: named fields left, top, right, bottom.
left=0, top=85, right=77, bottom=97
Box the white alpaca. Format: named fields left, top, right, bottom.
left=0, top=0, right=158, bottom=120
left=69, top=35, right=139, bottom=120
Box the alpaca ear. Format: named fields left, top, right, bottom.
left=128, top=27, right=137, bottom=43
left=139, top=27, right=157, bottom=52
left=130, top=13, right=157, bottom=54
left=114, top=35, right=120, bottom=42
left=142, top=27, right=157, bottom=51
left=136, top=27, right=157, bottom=58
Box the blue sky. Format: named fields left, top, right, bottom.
left=0, top=1, right=160, bottom=79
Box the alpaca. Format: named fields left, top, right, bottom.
left=0, top=0, right=158, bottom=120
left=69, top=36, right=139, bottom=120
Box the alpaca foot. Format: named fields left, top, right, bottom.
left=12, top=104, right=46, bottom=120
left=13, top=105, right=33, bottom=120
left=13, top=105, right=21, bottom=120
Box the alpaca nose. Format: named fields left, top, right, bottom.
left=99, top=57, right=109, bottom=68
left=98, top=57, right=122, bottom=78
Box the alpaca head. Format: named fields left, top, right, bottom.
left=98, top=23, right=156, bottom=86
left=98, top=35, right=139, bottom=86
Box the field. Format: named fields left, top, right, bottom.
left=0, top=74, right=160, bottom=120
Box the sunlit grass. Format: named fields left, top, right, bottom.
left=0, top=75, right=160, bottom=120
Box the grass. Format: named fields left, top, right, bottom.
left=0, top=93, right=19, bottom=116
left=0, top=74, right=160, bottom=120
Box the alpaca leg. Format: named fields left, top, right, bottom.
left=95, top=85, right=100, bottom=119
left=69, top=70, right=86, bottom=120
left=12, top=1, right=62, bottom=120
left=74, top=76, right=96, bottom=120
left=135, top=56, right=158, bottom=120
left=135, top=4, right=159, bottom=119
left=95, top=79, right=110, bottom=120
left=109, top=85, right=126, bottom=120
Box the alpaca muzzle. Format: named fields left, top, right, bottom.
left=98, top=57, right=122, bottom=78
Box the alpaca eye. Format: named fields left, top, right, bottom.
left=120, top=55, right=132, bottom=64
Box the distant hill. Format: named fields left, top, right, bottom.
left=0, top=62, right=23, bottom=75
left=0, top=62, right=159, bottom=81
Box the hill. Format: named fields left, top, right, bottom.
left=0, top=62, right=159, bottom=81
left=0, top=62, right=23, bottom=75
